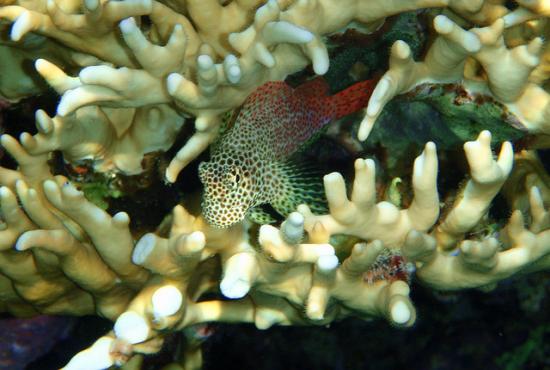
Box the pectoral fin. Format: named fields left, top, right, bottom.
left=271, top=160, right=328, bottom=217
left=247, top=206, right=279, bottom=224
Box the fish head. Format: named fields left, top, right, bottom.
left=198, top=159, right=259, bottom=228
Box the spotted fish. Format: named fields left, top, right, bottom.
left=199, top=77, right=377, bottom=228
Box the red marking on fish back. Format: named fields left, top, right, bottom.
left=245, top=81, right=288, bottom=105
left=294, top=77, right=330, bottom=97
left=330, top=79, right=377, bottom=120
left=230, top=78, right=378, bottom=159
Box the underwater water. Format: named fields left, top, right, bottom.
left=2, top=99, right=545, bottom=370
left=0, top=7, right=549, bottom=370
left=15, top=275, right=549, bottom=370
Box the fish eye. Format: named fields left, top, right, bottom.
left=226, top=167, right=243, bottom=190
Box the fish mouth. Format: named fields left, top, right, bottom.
left=202, top=197, right=248, bottom=228
left=205, top=218, right=235, bottom=229
left=203, top=209, right=245, bottom=229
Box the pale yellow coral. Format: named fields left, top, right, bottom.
left=0, top=134, right=148, bottom=318
left=296, top=130, right=550, bottom=291
left=298, top=141, right=440, bottom=248
left=434, top=131, right=513, bottom=249
left=53, top=126, right=550, bottom=368
left=404, top=186, right=550, bottom=290
left=502, top=149, right=550, bottom=213
left=4, top=0, right=515, bottom=179
left=0, top=124, right=544, bottom=369
left=62, top=203, right=416, bottom=368
left=359, top=14, right=550, bottom=140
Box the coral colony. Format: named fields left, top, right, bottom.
left=0, top=0, right=549, bottom=368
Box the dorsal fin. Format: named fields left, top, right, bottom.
left=222, top=105, right=242, bottom=132
left=238, top=81, right=291, bottom=115
left=294, top=77, right=330, bottom=98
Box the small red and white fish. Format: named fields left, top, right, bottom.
left=199, top=77, right=377, bottom=228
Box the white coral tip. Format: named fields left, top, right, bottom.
left=220, top=277, right=251, bottom=299
left=390, top=301, right=411, bottom=325
left=114, top=311, right=150, bottom=344
left=152, top=285, right=183, bottom=318
left=62, top=337, right=114, bottom=370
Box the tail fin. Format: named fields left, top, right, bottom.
left=330, top=79, right=377, bottom=120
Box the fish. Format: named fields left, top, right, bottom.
left=198, top=77, right=377, bottom=228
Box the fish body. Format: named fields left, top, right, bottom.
left=199, top=77, right=376, bottom=228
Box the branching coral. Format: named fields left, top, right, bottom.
left=4, top=0, right=345, bottom=176
left=64, top=204, right=417, bottom=368
left=359, top=14, right=549, bottom=140
left=0, top=134, right=148, bottom=319
left=59, top=129, right=549, bottom=368
left=6, top=0, right=537, bottom=177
